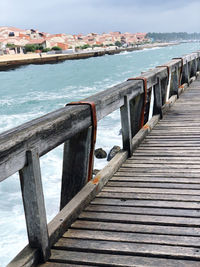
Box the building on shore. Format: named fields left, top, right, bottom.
left=0, top=26, right=150, bottom=55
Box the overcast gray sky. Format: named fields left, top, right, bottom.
left=0, top=0, right=200, bottom=34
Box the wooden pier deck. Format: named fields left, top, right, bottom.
left=4, top=51, right=200, bottom=267
left=39, top=79, right=200, bottom=266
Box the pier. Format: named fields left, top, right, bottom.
left=2, top=50, right=200, bottom=266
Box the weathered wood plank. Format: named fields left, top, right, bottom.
left=72, top=220, right=200, bottom=236
left=122, top=163, right=200, bottom=169
left=97, top=191, right=200, bottom=201
left=85, top=204, right=200, bottom=217
left=79, top=211, right=200, bottom=227
left=92, top=198, right=200, bottom=209
left=107, top=181, right=200, bottom=189
left=115, top=172, right=200, bottom=178
left=60, top=127, right=92, bottom=209
left=39, top=263, right=92, bottom=267
left=49, top=250, right=200, bottom=267
left=19, top=149, right=50, bottom=262
left=102, top=187, right=200, bottom=195
left=54, top=238, right=200, bottom=260
left=112, top=176, right=200, bottom=183
left=63, top=229, right=200, bottom=247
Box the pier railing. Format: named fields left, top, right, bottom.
left=2, top=50, right=200, bottom=266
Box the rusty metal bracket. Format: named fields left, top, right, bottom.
left=127, top=77, right=147, bottom=128
left=173, top=57, right=184, bottom=87
left=66, top=101, right=97, bottom=182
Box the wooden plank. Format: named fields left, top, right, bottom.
left=60, top=127, right=92, bottom=209
left=127, top=156, right=200, bottom=161
left=85, top=204, right=200, bottom=217
left=92, top=198, right=200, bottom=209
left=54, top=238, right=200, bottom=260
left=102, top=187, right=200, bottom=195
left=79, top=211, right=200, bottom=227
left=19, top=149, right=50, bottom=262
left=63, top=229, right=200, bottom=247
left=112, top=176, right=200, bottom=183
left=126, top=159, right=200, bottom=164
left=72, top=220, right=200, bottom=236
left=119, top=168, right=200, bottom=173
left=115, top=172, right=200, bottom=178
left=49, top=250, right=200, bottom=267
left=39, top=263, right=92, bottom=267
left=122, top=163, right=200, bottom=169
left=106, top=181, right=200, bottom=189
left=97, top=191, right=200, bottom=201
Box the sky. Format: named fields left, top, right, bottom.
left=0, top=0, right=200, bottom=34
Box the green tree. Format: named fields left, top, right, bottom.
left=115, top=41, right=122, bottom=47
left=51, top=46, right=62, bottom=51
left=24, top=44, right=37, bottom=52
left=6, top=43, right=16, bottom=48
left=81, top=44, right=91, bottom=49
left=42, top=48, right=51, bottom=52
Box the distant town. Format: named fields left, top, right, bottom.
left=0, top=26, right=150, bottom=55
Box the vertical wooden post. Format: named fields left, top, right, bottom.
left=189, top=59, right=196, bottom=77
left=182, top=61, right=190, bottom=84
left=172, top=66, right=179, bottom=98
left=129, top=93, right=144, bottom=137
left=160, top=77, right=168, bottom=105
left=60, top=127, right=92, bottom=210
left=19, top=149, right=50, bottom=262
left=197, top=55, right=200, bottom=71
left=194, top=58, right=198, bottom=75
left=153, top=78, right=163, bottom=119
left=120, top=95, right=132, bottom=157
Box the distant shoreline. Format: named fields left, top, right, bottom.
left=0, top=42, right=178, bottom=70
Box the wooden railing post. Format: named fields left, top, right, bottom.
left=194, top=58, right=198, bottom=75
left=60, top=127, right=92, bottom=210
left=197, top=54, right=200, bottom=71
left=19, top=149, right=50, bottom=262
left=129, top=93, right=144, bottom=137
left=182, top=61, right=190, bottom=84
left=120, top=95, right=132, bottom=156
left=153, top=78, right=163, bottom=119
left=190, top=59, right=197, bottom=77
left=172, top=66, right=179, bottom=97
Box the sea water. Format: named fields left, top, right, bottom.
left=0, top=42, right=199, bottom=266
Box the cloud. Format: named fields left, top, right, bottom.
left=0, top=0, right=200, bottom=34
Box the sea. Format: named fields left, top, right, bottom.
left=0, top=42, right=200, bottom=266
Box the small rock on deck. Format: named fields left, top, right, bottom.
left=40, top=78, right=200, bottom=266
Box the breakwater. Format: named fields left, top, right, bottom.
left=0, top=42, right=177, bottom=70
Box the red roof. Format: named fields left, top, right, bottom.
left=28, top=39, right=46, bottom=44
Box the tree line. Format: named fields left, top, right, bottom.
left=147, top=32, right=200, bottom=41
